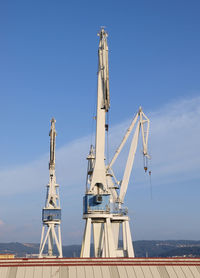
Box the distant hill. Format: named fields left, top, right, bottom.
left=0, top=240, right=200, bottom=258
left=133, top=240, right=200, bottom=257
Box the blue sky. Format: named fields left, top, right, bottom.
left=0, top=0, right=200, bottom=244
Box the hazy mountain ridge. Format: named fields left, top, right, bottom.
left=0, top=240, right=200, bottom=258
left=134, top=240, right=200, bottom=257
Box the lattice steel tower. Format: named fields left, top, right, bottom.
left=39, top=118, right=62, bottom=258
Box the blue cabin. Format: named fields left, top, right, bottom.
left=42, top=208, right=61, bottom=222
left=83, top=194, right=110, bottom=214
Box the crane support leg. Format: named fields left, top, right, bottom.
left=125, top=220, right=134, bottom=257
left=80, top=218, right=91, bottom=257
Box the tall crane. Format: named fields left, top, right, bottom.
left=81, top=28, right=114, bottom=258
left=39, top=118, right=63, bottom=258
left=80, top=28, right=150, bottom=258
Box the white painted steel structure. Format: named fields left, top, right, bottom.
left=39, top=118, right=63, bottom=258
left=1, top=258, right=200, bottom=278
left=81, top=29, right=150, bottom=258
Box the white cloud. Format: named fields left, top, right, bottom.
left=149, top=96, right=200, bottom=184
left=0, top=96, right=199, bottom=242
left=0, top=95, right=200, bottom=195
left=0, top=220, right=4, bottom=226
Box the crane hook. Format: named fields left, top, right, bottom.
left=143, top=155, right=148, bottom=172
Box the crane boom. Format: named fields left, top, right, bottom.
left=118, top=108, right=150, bottom=203
left=98, top=28, right=110, bottom=111
left=88, top=28, right=110, bottom=194
left=49, top=118, right=56, bottom=172
left=106, top=107, right=150, bottom=204
left=118, top=121, right=140, bottom=203
left=46, top=118, right=59, bottom=209
left=140, top=110, right=150, bottom=156
left=108, top=113, right=138, bottom=169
